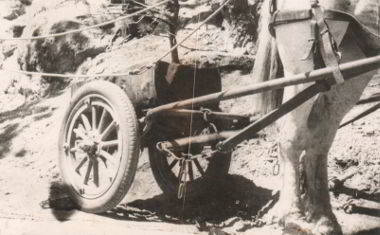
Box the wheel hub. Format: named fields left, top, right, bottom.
left=78, top=134, right=100, bottom=157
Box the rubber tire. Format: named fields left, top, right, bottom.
left=58, top=80, right=140, bottom=213
left=148, top=140, right=231, bottom=200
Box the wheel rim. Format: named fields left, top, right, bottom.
left=62, top=94, right=122, bottom=199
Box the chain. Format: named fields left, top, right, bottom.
left=269, top=142, right=280, bottom=176
left=177, top=158, right=187, bottom=199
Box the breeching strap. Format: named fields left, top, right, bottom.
left=311, top=1, right=345, bottom=84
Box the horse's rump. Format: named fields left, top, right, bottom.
left=324, top=9, right=380, bottom=56
left=322, top=0, right=379, bottom=54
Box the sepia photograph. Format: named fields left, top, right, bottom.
left=0, top=0, right=379, bottom=234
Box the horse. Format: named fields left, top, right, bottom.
left=251, top=0, right=380, bottom=234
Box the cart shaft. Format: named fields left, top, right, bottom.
left=147, top=55, right=380, bottom=118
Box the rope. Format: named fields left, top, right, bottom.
left=1, top=69, right=135, bottom=78
left=0, top=0, right=169, bottom=41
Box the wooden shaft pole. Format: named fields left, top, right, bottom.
left=147, top=55, right=380, bottom=117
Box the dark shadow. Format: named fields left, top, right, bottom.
left=0, top=124, right=20, bottom=158
left=40, top=181, right=78, bottom=222
left=349, top=205, right=380, bottom=217
left=15, top=149, right=27, bottom=158
left=0, top=101, right=51, bottom=124
left=334, top=185, right=380, bottom=203
left=102, top=174, right=274, bottom=227
left=357, top=92, right=380, bottom=105
left=33, top=111, right=54, bottom=121
left=352, top=227, right=380, bottom=235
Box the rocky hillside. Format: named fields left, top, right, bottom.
left=0, top=0, right=260, bottom=100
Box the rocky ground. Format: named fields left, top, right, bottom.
left=0, top=0, right=379, bottom=235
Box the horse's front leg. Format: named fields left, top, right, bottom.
left=297, top=35, right=375, bottom=235
left=264, top=85, right=316, bottom=225
left=300, top=120, right=343, bottom=235
left=276, top=94, right=344, bottom=235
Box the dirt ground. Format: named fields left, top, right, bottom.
left=0, top=71, right=379, bottom=235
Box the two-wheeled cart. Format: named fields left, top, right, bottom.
left=58, top=55, right=380, bottom=213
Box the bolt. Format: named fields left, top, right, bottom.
left=79, top=188, right=85, bottom=195
left=63, top=143, right=69, bottom=152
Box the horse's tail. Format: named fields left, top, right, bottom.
left=251, top=0, right=283, bottom=115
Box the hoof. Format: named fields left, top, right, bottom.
left=281, top=213, right=343, bottom=235
left=281, top=213, right=313, bottom=235
left=311, top=216, right=342, bottom=235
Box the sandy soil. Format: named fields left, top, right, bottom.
left=0, top=72, right=379, bottom=235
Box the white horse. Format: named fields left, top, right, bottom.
left=252, top=0, right=380, bottom=234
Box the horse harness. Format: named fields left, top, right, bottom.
left=268, top=0, right=346, bottom=86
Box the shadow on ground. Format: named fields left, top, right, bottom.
left=336, top=185, right=380, bottom=204
left=0, top=100, right=54, bottom=124
left=353, top=227, right=380, bottom=235
left=40, top=181, right=78, bottom=222
left=0, top=123, right=21, bottom=158
left=102, top=174, right=274, bottom=226
left=0, top=99, right=56, bottom=158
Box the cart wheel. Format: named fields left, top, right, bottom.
left=58, top=80, right=139, bottom=213
left=148, top=135, right=231, bottom=200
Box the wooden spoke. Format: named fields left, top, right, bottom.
left=101, top=121, right=116, bottom=140
left=188, top=161, right=194, bottom=181
left=93, top=160, right=99, bottom=187
left=99, top=150, right=118, bottom=167
left=101, top=140, right=119, bottom=148
left=98, top=154, right=115, bottom=180
left=92, top=106, right=97, bottom=130
left=70, top=147, right=80, bottom=153
left=75, top=157, right=88, bottom=174
left=84, top=160, right=93, bottom=185
left=98, top=108, right=107, bottom=132
left=168, top=159, right=178, bottom=170
left=193, top=159, right=205, bottom=176
left=81, top=114, right=92, bottom=132
left=98, top=154, right=107, bottom=165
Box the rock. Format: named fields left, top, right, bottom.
left=20, top=20, right=106, bottom=71
left=0, top=1, right=26, bottom=20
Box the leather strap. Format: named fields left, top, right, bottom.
left=269, top=10, right=312, bottom=36
left=311, top=3, right=345, bottom=84
left=268, top=0, right=345, bottom=85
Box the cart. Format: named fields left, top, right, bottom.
left=58, top=55, right=380, bottom=213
